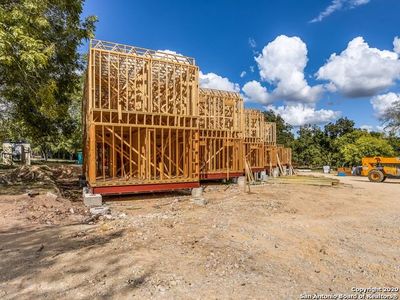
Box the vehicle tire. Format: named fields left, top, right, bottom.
left=368, top=170, right=384, bottom=182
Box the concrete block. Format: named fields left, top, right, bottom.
left=260, top=171, right=267, bottom=181
left=282, top=166, right=287, bottom=175
left=191, top=197, right=208, bottom=206
left=21, top=143, right=31, bottom=166
left=90, top=206, right=110, bottom=215
left=237, top=176, right=246, bottom=188
left=191, top=187, right=203, bottom=198
left=83, top=188, right=102, bottom=207
left=2, top=143, right=13, bottom=165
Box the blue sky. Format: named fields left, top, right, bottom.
left=82, top=0, right=400, bottom=130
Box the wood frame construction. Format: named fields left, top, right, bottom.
left=278, top=146, right=292, bottom=166
left=83, top=39, right=292, bottom=194
left=263, top=121, right=292, bottom=172
left=265, top=144, right=292, bottom=174
left=264, top=122, right=276, bottom=146
left=244, top=109, right=265, bottom=171
left=198, top=88, right=244, bottom=179
left=83, top=40, right=200, bottom=194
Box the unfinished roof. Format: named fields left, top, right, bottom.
left=91, top=39, right=196, bottom=65
left=87, top=39, right=199, bottom=116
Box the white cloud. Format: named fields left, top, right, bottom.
left=317, top=37, right=400, bottom=98
left=156, top=49, right=195, bottom=64
left=310, top=0, right=344, bottom=23
left=240, top=71, right=247, bottom=78
left=266, top=104, right=341, bottom=126
left=370, top=92, right=400, bottom=117
left=310, top=0, right=370, bottom=23
left=360, top=125, right=374, bottom=132
left=242, top=81, right=271, bottom=104
left=159, top=49, right=181, bottom=55
left=394, top=36, right=400, bottom=54
left=249, top=66, right=255, bottom=73
left=199, top=71, right=240, bottom=92
left=361, top=125, right=388, bottom=133
left=243, top=35, right=323, bottom=104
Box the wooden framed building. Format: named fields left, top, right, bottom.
left=264, top=122, right=276, bottom=146
left=198, top=88, right=244, bottom=179
left=83, top=39, right=292, bottom=195
left=278, top=146, right=292, bottom=166
left=83, top=40, right=200, bottom=194
left=244, top=109, right=265, bottom=171
left=265, top=144, right=292, bottom=174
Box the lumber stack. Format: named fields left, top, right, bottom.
left=267, top=175, right=340, bottom=186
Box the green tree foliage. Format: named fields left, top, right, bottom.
left=340, top=134, right=395, bottom=166
left=324, top=117, right=355, bottom=165
left=0, top=0, right=96, bottom=158
left=386, top=132, right=400, bottom=155
left=263, top=110, right=294, bottom=146
left=324, top=117, right=355, bottom=139
left=285, top=117, right=396, bottom=168
left=292, top=125, right=330, bottom=167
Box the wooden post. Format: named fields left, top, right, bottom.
left=88, top=124, right=96, bottom=184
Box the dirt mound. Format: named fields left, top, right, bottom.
left=0, top=164, right=82, bottom=201
left=0, top=165, right=54, bottom=184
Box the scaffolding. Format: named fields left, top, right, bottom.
left=198, top=88, right=244, bottom=179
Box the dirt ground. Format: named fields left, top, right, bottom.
left=0, top=166, right=399, bottom=299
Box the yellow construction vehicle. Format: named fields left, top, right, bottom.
left=361, top=157, right=400, bottom=182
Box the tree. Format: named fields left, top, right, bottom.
left=263, top=110, right=294, bottom=146
left=340, top=135, right=395, bottom=166
left=293, top=125, right=329, bottom=167
left=381, top=100, right=400, bottom=133
left=324, top=117, right=355, bottom=139
left=323, top=117, right=355, bottom=166
left=0, top=0, right=96, bottom=158
left=386, top=132, right=400, bottom=155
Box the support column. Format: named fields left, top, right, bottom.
left=2, top=143, right=13, bottom=165
left=88, top=124, right=96, bottom=184
left=21, top=143, right=31, bottom=165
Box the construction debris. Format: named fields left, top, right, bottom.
left=89, top=206, right=111, bottom=216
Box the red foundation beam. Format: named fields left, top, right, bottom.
left=249, top=167, right=265, bottom=172
left=92, top=182, right=200, bottom=195
left=200, top=172, right=244, bottom=180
